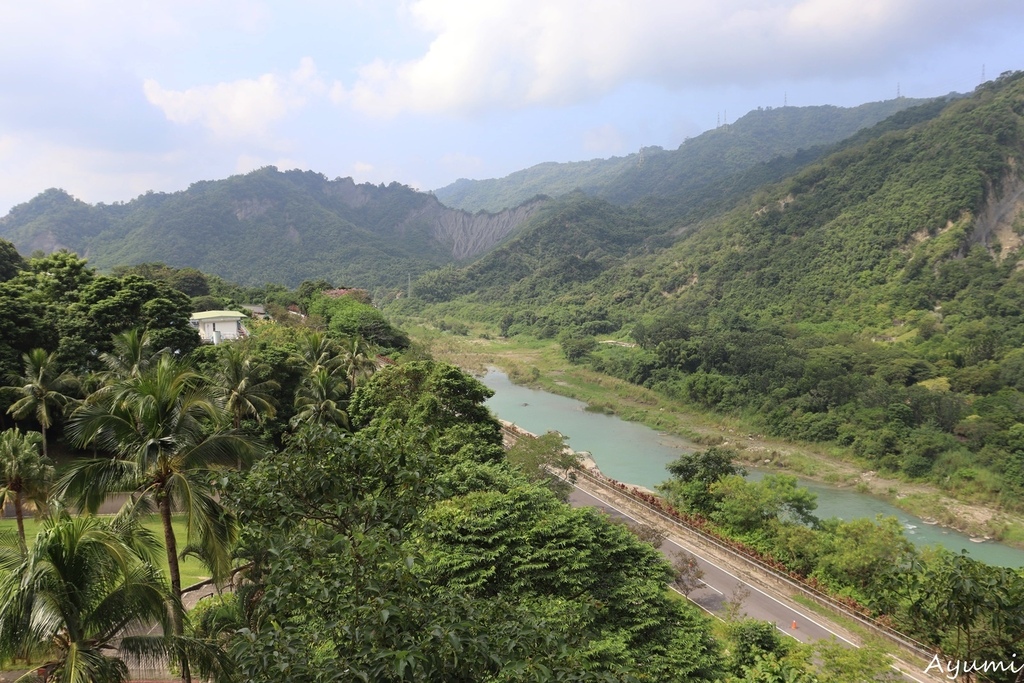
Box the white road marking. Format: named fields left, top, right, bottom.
left=573, top=485, right=856, bottom=646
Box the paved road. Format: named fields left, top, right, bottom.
left=568, top=487, right=849, bottom=645
left=568, top=485, right=939, bottom=683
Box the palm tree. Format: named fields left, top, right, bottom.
left=4, top=349, right=78, bottom=458
left=214, top=344, right=279, bottom=432
left=291, top=365, right=351, bottom=430
left=212, top=344, right=278, bottom=468
left=294, top=329, right=341, bottom=374
left=337, top=336, right=378, bottom=393
left=0, top=428, right=53, bottom=555
left=99, top=327, right=167, bottom=380
left=58, top=355, right=258, bottom=683
left=0, top=514, right=171, bottom=683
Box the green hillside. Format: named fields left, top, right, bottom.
left=0, top=168, right=545, bottom=292
left=433, top=97, right=935, bottom=213
left=1, top=100, right=937, bottom=299
left=399, top=72, right=1024, bottom=505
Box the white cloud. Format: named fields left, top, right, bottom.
left=438, top=152, right=484, bottom=176
left=0, top=1, right=271, bottom=73
left=340, top=0, right=1024, bottom=117
left=0, top=134, right=191, bottom=213
left=144, top=58, right=327, bottom=139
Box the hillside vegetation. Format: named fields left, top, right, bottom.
left=0, top=168, right=546, bottom=293
left=433, top=97, right=935, bottom=213
left=1, top=248, right=1018, bottom=681
left=397, top=72, right=1024, bottom=510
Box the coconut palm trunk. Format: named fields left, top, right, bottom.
left=12, top=492, right=26, bottom=556
left=159, top=491, right=192, bottom=683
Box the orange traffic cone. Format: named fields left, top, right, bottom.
left=791, top=621, right=798, bottom=630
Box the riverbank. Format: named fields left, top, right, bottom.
left=411, top=327, right=1024, bottom=549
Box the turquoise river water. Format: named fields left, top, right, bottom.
left=481, top=368, right=1024, bottom=568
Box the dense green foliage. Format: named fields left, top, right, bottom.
left=307, top=290, right=410, bottom=350
left=0, top=248, right=736, bottom=679
left=0, top=249, right=198, bottom=420
left=400, top=71, right=1024, bottom=507
left=658, top=447, right=1024, bottom=672
left=224, top=366, right=722, bottom=682
left=1, top=248, right=1021, bottom=680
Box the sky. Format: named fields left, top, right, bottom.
left=1, top=0, right=1022, bottom=215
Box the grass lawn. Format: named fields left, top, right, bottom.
left=0, top=514, right=211, bottom=587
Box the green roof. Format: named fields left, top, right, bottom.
left=190, top=310, right=247, bottom=321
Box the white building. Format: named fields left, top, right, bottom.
left=189, top=310, right=249, bottom=344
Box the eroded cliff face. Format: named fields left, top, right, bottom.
left=404, top=197, right=547, bottom=260
left=971, top=167, right=1024, bottom=259
left=318, top=175, right=544, bottom=259
left=321, top=176, right=373, bottom=208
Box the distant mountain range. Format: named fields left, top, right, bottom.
left=432, top=97, right=934, bottom=214
left=0, top=171, right=545, bottom=290
left=0, top=95, right=938, bottom=293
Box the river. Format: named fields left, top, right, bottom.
left=480, top=368, right=1024, bottom=568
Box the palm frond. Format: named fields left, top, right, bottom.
left=167, top=633, right=238, bottom=683
left=115, top=634, right=170, bottom=668
left=178, top=431, right=259, bottom=471
left=53, top=459, right=141, bottom=515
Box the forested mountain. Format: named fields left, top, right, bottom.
left=399, top=71, right=1024, bottom=503
left=0, top=99, right=939, bottom=298
left=433, top=97, right=935, bottom=213
left=0, top=168, right=546, bottom=292
left=411, top=95, right=958, bottom=318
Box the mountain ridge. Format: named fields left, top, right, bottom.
left=0, top=169, right=547, bottom=291
left=0, top=96, right=959, bottom=296
left=432, top=97, right=937, bottom=213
